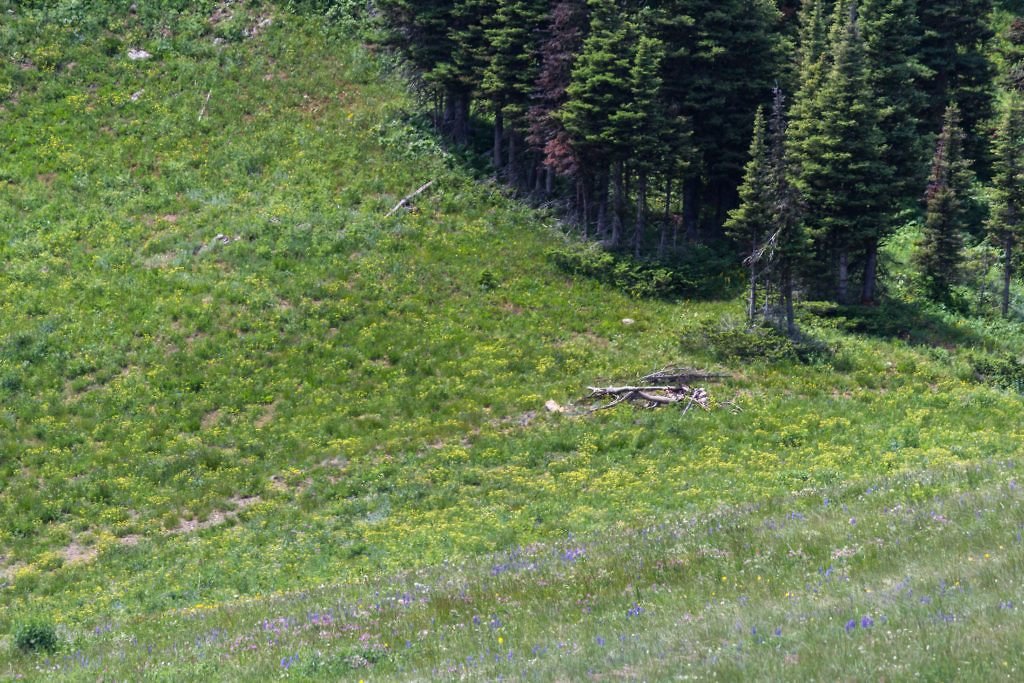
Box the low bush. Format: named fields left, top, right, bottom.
left=683, top=316, right=834, bottom=364
left=971, top=353, right=1024, bottom=393
left=12, top=618, right=59, bottom=654
left=548, top=243, right=742, bottom=300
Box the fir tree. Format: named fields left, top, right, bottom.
left=860, top=0, right=928, bottom=204
left=656, top=0, right=783, bottom=239
left=790, top=2, right=891, bottom=304
left=479, top=0, right=548, bottom=177
left=765, top=87, right=806, bottom=336
left=528, top=0, right=589, bottom=194
left=988, top=97, right=1024, bottom=316
left=918, top=0, right=995, bottom=168
left=725, top=106, right=772, bottom=322
left=914, top=104, right=968, bottom=303
left=611, top=33, right=668, bottom=257
left=726, top=89, right=805, bottom=332
left=558, top=0, right=633, bottom=244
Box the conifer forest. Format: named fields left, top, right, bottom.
left=379, top=0, right=1024, bottom=321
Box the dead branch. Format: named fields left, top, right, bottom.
left=587, top=385, right=686, bottom=394
left=198, top=89, right=213, bottom=122
left=385, top=180, right=434, bottom=218
left=584, top=385, right=710, bottom=412
left=638, top=366, right=729, bottom=385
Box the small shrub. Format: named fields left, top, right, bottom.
left=683, top=317, right=834, bottom=365
left=12, top=617, right=59, bottom=654
left=971, top=354, right=1024, bottom=393
left=548, top=242, right=742, bottom=300
left=477, top=269, right=498, bottom=291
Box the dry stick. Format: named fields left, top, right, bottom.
left=385, top=180, right=435, bottom=218
left=591, top=391, right=635, bottom=412
left=588, top=385, right=686, bottom=394
left=640, top=367, right=727, bottom=384
left=198, top=89, right=213, bottom=122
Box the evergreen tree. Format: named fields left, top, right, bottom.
left=377, top=0, right=485, bottom=144
left=988, top=97, right=1024, bottom=316
left=1003, top=16, right=1024, bottom=95
left=656, top=0, right=783, bottom=239
left=765, top=87, right=806, bottom=336
left=790, top=3, right=891, bottom=304
left=918, top=0, right=995, bottom=168
left=725, top=106, right=772, bottom=321
left=914, top=104, right=969, bottom=303
left=528, top=0, right=589, bottom=194
left=611, top=33, right=668, bottom=257
left=479, top=0, right=548, bottom=177
left=860, top=0, right=928, bottom=203
left=558, top=0, right=633, bottom=244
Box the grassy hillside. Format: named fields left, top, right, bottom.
left=2, top=2, right=1024, bottom=679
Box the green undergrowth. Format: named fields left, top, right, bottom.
left=3, top=2, right=1024, bottom=679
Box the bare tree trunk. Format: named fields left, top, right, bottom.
left=596, top=166, right=609, bottom=240
left=785, top=268, right=796, bottom=339
left=493, top=110, right=503, bottom=168
left=837, top=247, right=849, bottom=305
left=860, top=240, right=878, bottom=305
left=979, top=247, right=991, bottom=311
left=611, top=160, right=624, bottom=249
left=507, top=131, right=517, bottom=186
left=748, top=231, right=758, bottom=324
left=659, top=177, right=671, bottom=260
left=634, top=171, right=647, bottom=258
left=444, top=89, right=471, bottom=146
left=682, top=176, right=699, bottom=242
left=545, top=166, right=553, bottom=195
left=531, top=152, right=542, bottom=194
left=1003, top=235, right=1013, bottom=317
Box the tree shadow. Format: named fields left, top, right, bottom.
left=801, top=299, right=988, bottom=350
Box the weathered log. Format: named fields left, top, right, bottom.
left=385, top=180, right=435, bottom=218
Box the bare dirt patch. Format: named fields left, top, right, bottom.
left=201, top=409, right=221, bottom=429
left=62, top=542, right=97, bottom=565
left=256, top=399, right=280, bottom=428
left=167, top=495, right=260, bottom=535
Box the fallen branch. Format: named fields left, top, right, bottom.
left=385, top=180, right=434, bottom=218
left=639, top=366, right=728, bottom=385
left=585, top=385, right=710, bottom=412
left=198, top=89, right=213, bottom=122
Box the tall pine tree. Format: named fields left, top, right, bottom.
left=656, top=0, right=783, bottom=240
left=914, top=104, right=969, bottom=303
left=480, top=0, right=548, bottom=178
left=558, top=0, right=634, bottom=244
left=790, top=2, right=891, bottom=304
left=918, top=0, right=995, bottom=168
left=988, top=96, right=1024, bottom=316
left=725, top=107, right=772, bottom=322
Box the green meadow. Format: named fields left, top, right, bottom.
left=2, top=2, right=1024, bottom=679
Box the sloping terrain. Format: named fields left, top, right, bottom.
left=2, top=2, right=1024, bottom=679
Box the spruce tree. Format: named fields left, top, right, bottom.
left=765, top=87, right=806, bottom=336
left=860, top=0, right=927, bottom=203
left=988, top=97, right=1024, bottom=316
left=725, top=106, right=772, bottom=322
left=610, top=33, right=668, bottom=257
left=790, top=3, right=891, bottom=304
left=914, top=104, right=969, bottom=303
left=479, top=0, right=548, bottom=177
left=558, top=0, right=633, bottom=245
left=918, top=0, right=995, bottom=168
left=656, top=0, right=783, bottom=239
left=528, top=0, right=588, bottom=194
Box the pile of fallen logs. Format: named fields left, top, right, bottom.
left=582, top=366, right=729, bottom=414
